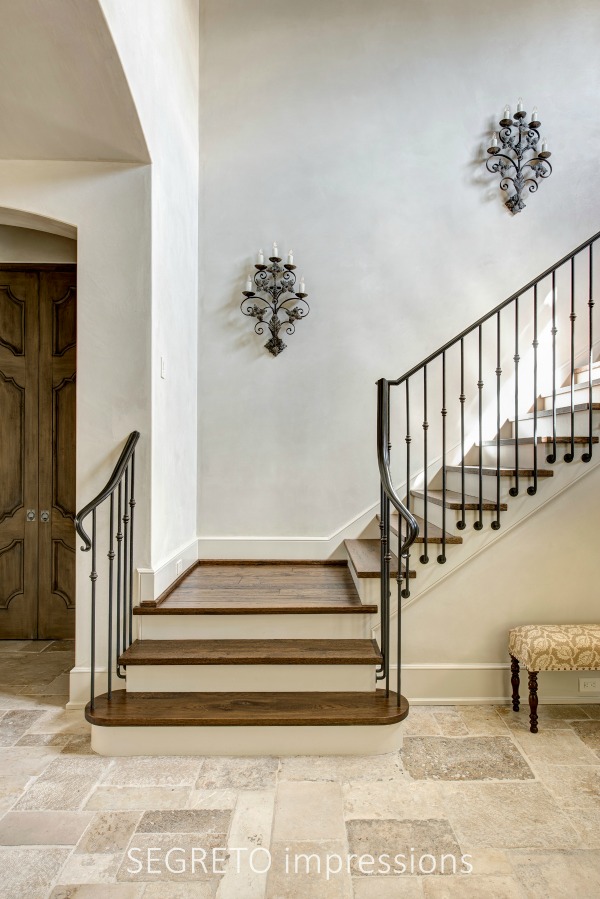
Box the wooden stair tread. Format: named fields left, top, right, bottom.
left=386, top=512, right=463, bottom=545
left=480, top=436, right=599, bottom=446
left=85, top=689, right=409, bottom=727
left=446, top=466, right=553, bottom=478
left=411, top=489, right=507, bottom=511
left=344, top=540, right=415, bottom=579
left=135, top=561, right=377, bottom=615
left=119, top=639, right=382, bottom=666
left=517, top=402, right=600, bottom=420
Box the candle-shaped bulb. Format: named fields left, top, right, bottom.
left=490, top=131, right=498, bottom=147
left=299, top=277, right=306, bottom=294
left=504, top=104, right=511, bottom=120
left=541, top=137, right=548, bottom=152
left=287, top=249, right=294, bottom=264
left=272, top=241, right=278, bottom=258
left=517, top=96, right=524, bottom=112
left=258, top=248, right=264, bottom=264
left=245, top=274, right=253, bottom=292
left=532, top=107, right=538, bottom=122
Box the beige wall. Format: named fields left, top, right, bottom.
left=0, top=224, right=76, bottom=262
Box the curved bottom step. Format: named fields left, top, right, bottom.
left=86, top=690, right=408, bottom=756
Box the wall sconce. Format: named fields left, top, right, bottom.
left=486, top=98, right=552, bottom=214
left=241, top=243, right=310, bottom=356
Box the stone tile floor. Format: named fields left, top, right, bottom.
left=1, top=640, right=599, bottom=898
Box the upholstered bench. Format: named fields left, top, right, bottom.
left=509, top=625, right=600, bottom=732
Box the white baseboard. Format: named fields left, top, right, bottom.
left=137, top=536, right=199, bottom=602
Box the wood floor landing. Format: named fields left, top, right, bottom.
left=135, top=562, right=377, bottom=614
left=86, top=689, right=409, bottom=727
left=119, top=638, right=382, bottom=666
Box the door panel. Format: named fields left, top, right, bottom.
left=38, top=272, right=77, bottom=639
left=0, top=273, right=39, bottom=638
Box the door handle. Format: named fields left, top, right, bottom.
left=40, top=510, right=50, bottom=523
left=27, top=509, right=36, bottom=521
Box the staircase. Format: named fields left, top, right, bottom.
left=78, top=229, right=600, bottom=756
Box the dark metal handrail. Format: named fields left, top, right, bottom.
left=75, top=431, right=140, bottom=712
left=377, top=228, right=599, bottom=715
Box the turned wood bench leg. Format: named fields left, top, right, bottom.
left=510, top=654, right=520, bottom=711
left=528, top=670, right=539, bottom=733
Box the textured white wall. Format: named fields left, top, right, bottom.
left=101, top=0, right=200, bottom=570
left=198, top=0, right=600, bottom=546
left=0, top=224, right=76, bottom=262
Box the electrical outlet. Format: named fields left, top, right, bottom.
left=579, top=677, right=600, bottom=693
left=176, top=559, right=183, bottom=576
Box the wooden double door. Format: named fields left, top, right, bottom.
left=0, top=265, right=76, bottom=639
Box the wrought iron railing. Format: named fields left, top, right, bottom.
left=75, top=431, right=140, bottom=711
left=377, top=229, right=599, bottom=704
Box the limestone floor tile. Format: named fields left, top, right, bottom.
left=402, top=737, right=533, bottom=781
left=352, top=875, right=425, bottom=897
left=455, top=707, right=511, bottom=736
left=0, top=846, right=71, bottom=899
left=563, top=806, right=600, bottom=848
left=16, top=733, right=71, bottom=747
left=49, top=886, right=145, bottom=899
left=0, top=710, right=46, bottom=746
left=0, top=810, right=94, bottom=845
left=29, top=673, right=72, bottom=695
left=0, top=653, right=72, bottom=685
left=136, top=809, right=231, bottom=835
left=399, top=710, right=442, bottom=737
left=143, top=884, right=218, bottom=898
left=272, top=781, right=345, bottom=842
left=580, top=705, right=600, bottom=719
left=422, top=875, right=525, bottom=898
left=346, top=819, right=462, bottom=877
left=217, top=790, right=275, bottom=899
left=195, top=757, right=278, bottom=791
left=117, top=832, right=227, bottom=882
left=535, top=764, right=600, bottom=808
left=342, top=781, right=446, bottom=821
left=509, top=849, right=600, bottom=898
left=56, top=852, right=123, bottom=884
left=29, top=708, right=90, bottom=736
left=0, top=775, right=32, bottom=811
left=42, top=641, right=75, bottom=653
left=457, top=849, right=513, bottom=876
left=85, top=787, right=192, bottom=811
left=438, top=782, right=580, bottom=850
left=75, top=811, right=142, bottom=853
left=0, top=746, right=59, bottom=776
left=0, top=692, right=68, bottom=711
left=512, top=729, right=600, bottom=766
left=104, top=757, right=202, bottom=787
left=431, top=712, right=469, bottom=737
left=62, top=734, right=95, bottom=754
left=0, top=641, right=39, bottom=652
left=278, top=753, right=404, bottom=783
left=14, top=756, right=111, bottom=810
left=266, top=840, right=353, bottom=899
left=571, top=720, right=600, bottom=754
left=187, top=790, right=237, bottom=810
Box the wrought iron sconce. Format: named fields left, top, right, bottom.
left=241, top=243, right=310, bottom=356
left=486, top=99, right=552, bottom=214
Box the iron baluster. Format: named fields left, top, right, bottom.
left=128, top=452, right=136, bottom=645
left=377, top=484, right=386, bottom=682
left=457, top=338, right=466, bottom=530
left=475, top=326, right=484, bottom=529
left=492, top=312, right=501, bottom=529
left=107, top=492, right=115, bottom=699
left=122, top=467, right=130, bottom=655
left=116, top=482, right=124, bottom=679
left=547, top=271, right=558, bottom=463
left=510, top=298, right=520, bottom=496
left=402, top=380, right=412, bottom=598
left=420, top=365, right=429, bottom=562
left=565, top=258, right=577, bottom=462
left=528, top=286, right=539, bottom=495
left=90, top=509, right=97, bottom=712
left=583, top=244, right=595, bottom=462
left=438, top=351, right=447, bottom=562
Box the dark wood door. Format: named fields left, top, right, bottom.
left=0, top=266, right=76, bottom=639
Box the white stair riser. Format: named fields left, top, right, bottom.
left=90, top=722, right=404, bottom=756
left=542, top=384, right=600, bottom=409
left=138, top=614, right=372, bottom=641
left=512, top=410, right=598, bottom=439
left=575, top=368, right=600, bottom=385
left=477, top=444, right=551, bottom=468
left=125, top=664, right=376, bottom=693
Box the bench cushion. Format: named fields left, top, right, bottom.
left=509, top=624, right=600, bottom=671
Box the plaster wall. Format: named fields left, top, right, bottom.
left=0, top=224, right=76, bottom=262
left=198, top=0, right=600, bottom=550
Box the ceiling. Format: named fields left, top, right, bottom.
left=0, top=0, right=149, bottom=162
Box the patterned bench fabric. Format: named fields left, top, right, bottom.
left=509, top=624, right=600, bottom=671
